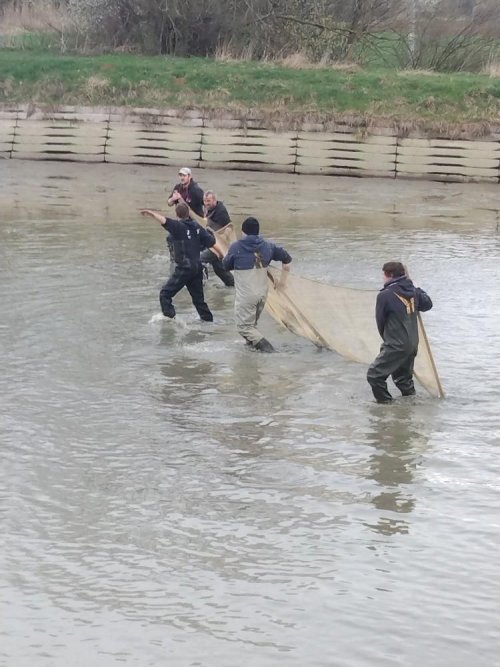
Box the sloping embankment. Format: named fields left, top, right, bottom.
left=2, top=104, right=500, bottom=184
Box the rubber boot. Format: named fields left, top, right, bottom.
left=254, top=337, right=275, bottom=353
left=368, top=380, right=394, bottom=404
left=373, top=389, right=393, bottom=404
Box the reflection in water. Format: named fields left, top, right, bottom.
left=365, top=402, right=429, bottom=536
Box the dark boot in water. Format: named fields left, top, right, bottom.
left=254, top=338, right=275, bottom=353
left=369, top=384, right=393, bottom=404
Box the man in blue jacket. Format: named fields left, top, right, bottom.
left=222, top=217, right=292, bottom=352
left=141, top=203, right=223, bottom=321
left=367, top=261, right=433, bottom=403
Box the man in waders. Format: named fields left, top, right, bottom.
left=200, top=191, right=235, bottom=287
left=222, top=217, right=292, bottom=352
left=166, top=168, right=205, bottom=264
left=141, top=203, right=223, bottom=321
left=367, top=261, right=433, bottom=403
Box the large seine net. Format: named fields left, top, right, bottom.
left=265, top=267, right=443, bottom=398
left=208, top=220, right=444, bottom=398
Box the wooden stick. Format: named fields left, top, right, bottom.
left=417, top=312, right=446, bottom=398
left=404, top=264, right=445, bottom=399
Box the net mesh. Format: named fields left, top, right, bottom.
left=208, top=220, right=444, bottom=398
left=265, top=267, right=443, bottom=398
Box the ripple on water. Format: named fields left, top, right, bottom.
left=1, top=161, right=500, bottom=667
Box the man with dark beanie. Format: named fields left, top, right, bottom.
left=141, top=203, right=223, bottom=321
left=367, top=261, right=433, bottom=403
left=222, top=217, right=292, bottom=352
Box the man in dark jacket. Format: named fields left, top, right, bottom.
left=367, top=261, right=433, bottom=403
left=141, top=203, right=223, bottom=321
left=200, top=191, right=234, bottom=287
left=165, top=168, right=205, bottom=265
left=222, top=217, right=292, bottom=352
left=167, top=167, right=204, bottom=218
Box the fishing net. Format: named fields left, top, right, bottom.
left=206, top=218, right=444, bottom=398
left=265, top=267, right=443, bottom=398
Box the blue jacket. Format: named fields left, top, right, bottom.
left=222, top=235, right=292, bottom=271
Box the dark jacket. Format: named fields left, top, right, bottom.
left=206, top=201, right=231, bottom=231
left=171, top=180, right=204, bottom=217
left=222, top=235, right=292, bottom=271
left=162, top=217, right=215, bottom=269
left=376, top=276, right=433, bottom=351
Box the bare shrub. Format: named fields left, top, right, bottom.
left=0, top=0, right=84, bottom=51
left=0, top=0, right=73, bottom=34
left=66, top=0, right=277, bottom=56
left=389, top=0, right=500, bottom=71
left=2, top=0, right=499, bottom=73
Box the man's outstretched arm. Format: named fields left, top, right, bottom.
left=141, top=209, right=166, bottom=224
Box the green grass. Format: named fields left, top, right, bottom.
left=0, top=30, right=62, bottom=51
left=1, top=48, right=500, bottom=128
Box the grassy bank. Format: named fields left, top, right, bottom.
left=1, top=49, right=500, bottom=130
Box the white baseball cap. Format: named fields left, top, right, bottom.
left=178, top=167, right=192, bottom=176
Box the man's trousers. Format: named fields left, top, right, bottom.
left=160, top=264, right=213, bottom=321
left=200, top=248, right=234, bottom=287
left=234, top=268, right=268, bottom=345
left=367, top=344, right=417, bottom=402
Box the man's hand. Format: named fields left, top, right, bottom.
left=275, top=264, right=291, bottom=292
left=167, top=191, right=183, bottom=206
left=140, top=209, right=166, bottom=224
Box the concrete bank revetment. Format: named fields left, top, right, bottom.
left=1, top=104, right=500, bottom=184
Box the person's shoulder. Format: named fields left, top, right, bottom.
left=265, top=238, right=281, bottom=251
left=164, top=217, right=183, bottom=232
left=227, top=238, right=241, bottom=251
left=163, top=216, right=179, bottom=227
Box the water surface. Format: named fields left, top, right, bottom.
left=1, top=161, right=500, bottom=667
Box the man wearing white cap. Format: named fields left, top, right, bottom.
left=167, top=167, right=204, bottom=219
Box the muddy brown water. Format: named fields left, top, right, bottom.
left=1, top=160, right=500, bottom=666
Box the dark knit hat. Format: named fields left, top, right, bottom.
left=242, top=217, right=260, bottom=235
